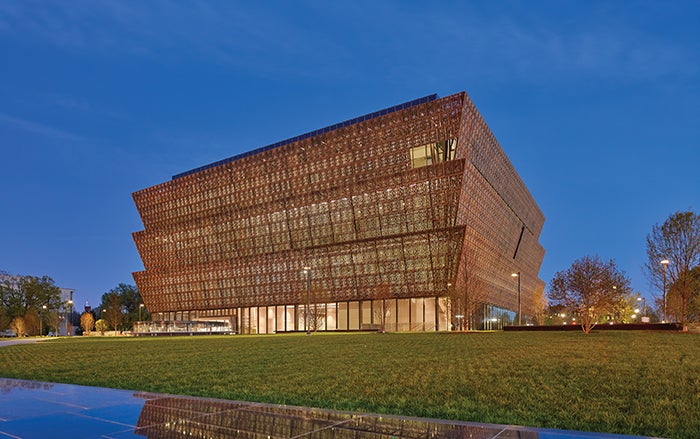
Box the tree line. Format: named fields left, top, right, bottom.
left=1, top=274, right=147, bottom=336
left=0, top=273, right=71, bottom=336
left=80, top=284, right=149, bottom=335
left=548, top=210, right=700, bottom=333
left=4, top=211, right=697, bottom=337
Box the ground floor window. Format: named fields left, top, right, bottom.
left=475, top=304, right=515, bottom=330
left=144, top=297, right=514, bottom=333
left=232, top=296, right=449, bottom=333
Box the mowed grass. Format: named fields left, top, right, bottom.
left=1, top=331, right=699, bottom=438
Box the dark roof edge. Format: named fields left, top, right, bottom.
left=172, top=94, right=439, bottom=180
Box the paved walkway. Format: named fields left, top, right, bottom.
left=0, top=378, right=664, bottom=439
left=0, top=338, right=48, bottom=348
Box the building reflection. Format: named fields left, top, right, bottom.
left=134, top=395, right=539, bottom=439
left=0, top=379, right=54, bottom=394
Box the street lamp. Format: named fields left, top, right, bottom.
left=636, top=297, right=647, bottom=321
left=40, top=305, right=47, bottom=336
left=303, top=266, right=311, bottom=335
left=455, top=314, right=464, bottom=331
left=660, top=259, right=669, bottom=322
left=139, top=303, right=145, bottom=322
left=65, top=299, right=73, bottom=336
left=511, top=272, right=521, bottom=325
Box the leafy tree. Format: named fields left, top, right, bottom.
left=549, top=255, right=632, bottom=333
left=95, top=319, right=109, bottom=335
left=80, top=312, right=95, bottom=335
left=0, top=274, right=63, bottom=330
left=97, top=284, right=147, bottom=331
left=644, top=211, right=700, bottom=331
left=23, top=308, right=40, bottom=336
left=0, top=307, right=10, bottom=331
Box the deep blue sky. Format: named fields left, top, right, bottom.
left=1, top=1, right=698, bottom=310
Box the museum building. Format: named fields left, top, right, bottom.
left=132, top=92, right=545, bottom=333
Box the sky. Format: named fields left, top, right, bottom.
left=1, top=1, right=698, bottom=310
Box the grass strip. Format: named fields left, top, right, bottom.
left=1, top=331, right=698, bottom=438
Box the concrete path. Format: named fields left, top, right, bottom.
left=0, top=337, right=50, bottom=348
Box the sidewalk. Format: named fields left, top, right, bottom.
left=0, top=378, right=665, bottom=439
left=0, top=338, right=46, bottom=348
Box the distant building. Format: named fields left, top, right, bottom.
left=132, top=92, right=545, bottom=333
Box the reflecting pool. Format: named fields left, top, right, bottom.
left=0, top=378, right=662, bottom=439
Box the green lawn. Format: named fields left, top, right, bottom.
left=1, top=331, right=698, bottom=438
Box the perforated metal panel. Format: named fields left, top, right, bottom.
left=132, top=92, right=545, bottom=327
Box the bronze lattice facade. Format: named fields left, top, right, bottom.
left=132, top=92, right=545, bottom=333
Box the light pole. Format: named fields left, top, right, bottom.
left=65, top=299, right=73, bottom=336
left=511, top=272, right=521, bottom=325
left=455, top=314, right=464, bottom=331
left=636, top=297, right=647, bottom=321
left=40, top=305, right=46, bottom=336
left=303, top=266, right=311, bottom=335
left=660, top=259, right=669, bottom=322
left=138, top=303, right=145, bottom=333
left=447, top=282, right=455, bottom=330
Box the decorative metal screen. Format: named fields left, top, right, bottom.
left=132, top=92, right=545, bottom=328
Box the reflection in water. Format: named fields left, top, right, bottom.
left=0, top=378, right=54, bottom=394
left=134, top=396, right=539, bottom=439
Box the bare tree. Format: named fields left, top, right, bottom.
left=298, top=286, right=328, bottom=332
left=9, top=316, right=26, bottom=337
left=666, top=266, right=700, bottom=326
left=448, top=249, right=489, bottom=331
left=531, top=286, right=547, bottom=325
left=80, top=312, right=95, bottom=335
left=644, top=211, right=700, bottom=331
left=45, top=311, right=62, bottom=336
left=308, top=304, right=326, bottom=331
left=373, top=284, right=393, bottom=332
left=23, top=309, right=40, bottom=336
left=549, top=255, right=632, bottom=333
left=103, top=292, right=124, bottom=333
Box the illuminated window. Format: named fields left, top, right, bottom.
left=410, top=139, right=457, bottom=168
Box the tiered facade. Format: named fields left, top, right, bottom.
left=132, top=92, right=545, bottom=333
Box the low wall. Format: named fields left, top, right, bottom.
left=504, top=323, right=683, bottom=332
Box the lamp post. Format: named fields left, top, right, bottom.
left=660, top=259, right=669, bottom=322
left=636, top=297, right=647, bottom=322
left=303, top=266, right=311, bottom=335
left=65, top=299, right=73, bottom=336
left=40, top=305, right=46, bottom=336
left=447, top=282, right=455, bottom=330
left=138, top=303, right=145, bottom=333
left=455, top=314, right=464, bottom=331
left=511, top=272, right=521, bottom=325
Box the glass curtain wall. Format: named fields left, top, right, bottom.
left=147, top=299, right=512, bottom=333
left=231, top=296, right=447, bottom=334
